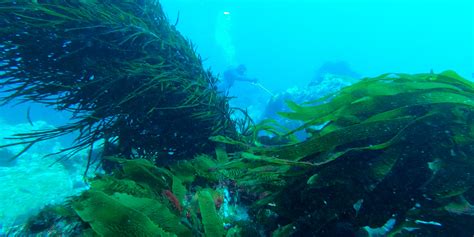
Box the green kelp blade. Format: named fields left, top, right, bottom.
left=169, top=160, right=197, bottom=184
left=250, top=118, right=298, bottom=144
left=256, top=116, right=413, bottom=162
left=72, top=191, right=176, bottom=237
left=438, top=70, right=474, bottom=92
left=112, top=193, right=192, bottom=237
left=215, top=146, right=229, bottom=163
left=282, top=89, right=473, bottom=134
left=198, top=190, right=225, bottom=237
left=113, top=158, right=172, bottom=192
left=192, top=154, right=221, bottom=181
left=171, top=176, right=187, bottom=206
left=279, top=71, right=473, bottom=125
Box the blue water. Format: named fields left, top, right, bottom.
left=161, top=0, right=473, bottom=93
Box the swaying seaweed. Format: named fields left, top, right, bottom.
left=0, top=0, right=235, bottom=166
left=214, top=71, right=474, bottom=236
left=15, top=70, right=474, bottom=235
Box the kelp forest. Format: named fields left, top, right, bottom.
left=0, top=1, right=473, bottom=236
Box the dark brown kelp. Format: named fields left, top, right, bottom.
left=0, top=1, right=235, bottom=163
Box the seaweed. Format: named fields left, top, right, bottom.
left=211, top=71, right=474, bottom=236
left=198, top=190, right=225, bottom=237
left=65, top=158, right=237, bottom=236
left=72, top=191, right=177, bottom=237
left=0, top=0, right=235, bottom=166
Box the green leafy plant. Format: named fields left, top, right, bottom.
left=51, top=157, right=237, bottom=236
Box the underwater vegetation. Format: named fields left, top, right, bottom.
left=16, top=70, right=474, bottom=237
left=0, top=0, right=236, bottom=166
left=236, top=70, right=474, bottom=236
left=0, top=1, right=473, bottom=236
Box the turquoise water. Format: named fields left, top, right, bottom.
left=162, top=0, right=473, bottom=92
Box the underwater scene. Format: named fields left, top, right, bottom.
left=0, top=0, right=473, bottom=236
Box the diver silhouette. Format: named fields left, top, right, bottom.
left=219, top=64, right=258, bottom=92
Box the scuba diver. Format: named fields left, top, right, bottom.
left=219, top=64, right=258, bottom=92
left=219, top=64, right=274, bottom=97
